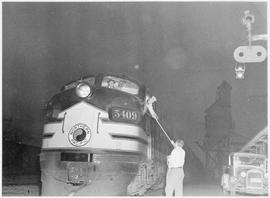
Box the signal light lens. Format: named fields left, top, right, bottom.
left=76, top=83, right=92, bottom=98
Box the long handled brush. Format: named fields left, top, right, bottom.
left=146, top=96, right=174, bottom=146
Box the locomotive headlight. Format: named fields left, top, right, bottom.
left=76, top=83, right=92, bottom=98
left=240, top=171, right=246, bottom=177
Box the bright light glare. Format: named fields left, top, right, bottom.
left=76, top=83, right=91, bottom=98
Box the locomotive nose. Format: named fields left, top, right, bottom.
left=110, top=96, right=140, bottom=109
left=88, top=89, right=143, bottom=113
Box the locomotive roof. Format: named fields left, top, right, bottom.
left=62, top=73, right=144, bottom=89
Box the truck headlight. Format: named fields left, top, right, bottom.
left=240, top=171, right=246, bottom=177
left=76, top=83, right=92, bottom=98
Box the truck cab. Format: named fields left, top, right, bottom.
left=221, top=152, right=268, bottom=195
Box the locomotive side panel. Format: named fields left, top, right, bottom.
left=127, top=115, right=171, bottom=195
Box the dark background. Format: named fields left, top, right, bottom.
left=2, top=2, right=267, bottom=174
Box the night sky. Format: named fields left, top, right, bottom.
left=2, top=2, right=267, bottom=158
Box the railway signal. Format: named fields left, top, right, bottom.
left=233, top=10, right=267, bottom=79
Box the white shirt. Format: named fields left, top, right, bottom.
left=167, top=146, right=185, bottom=168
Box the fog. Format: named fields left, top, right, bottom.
left=3, top=2, right=267, bottom=159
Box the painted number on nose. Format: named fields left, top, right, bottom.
left=110, top=108, right=140, bottom=123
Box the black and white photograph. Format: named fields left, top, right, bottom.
left=2, top=1, right=268, bottom=196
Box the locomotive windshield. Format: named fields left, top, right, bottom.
left=101, top=75, right=139, bottom=95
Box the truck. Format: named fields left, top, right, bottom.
left=221, top=152, right=268, bottom=195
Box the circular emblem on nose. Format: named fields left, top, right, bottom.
left=68, top=123, right=91, bottom=147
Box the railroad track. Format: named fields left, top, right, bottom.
left=2, top=175, right=40, bottom=196
left=2, top=185, right=40, bottom=196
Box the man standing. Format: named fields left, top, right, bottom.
left=165, top=139, right=185, bottom=196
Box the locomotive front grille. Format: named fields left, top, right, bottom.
left=61, top=152, right=93, bottom=162
left=246, top=171, right=263, bottom=188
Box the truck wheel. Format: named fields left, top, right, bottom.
left=229, top=191, right=236, bottom=196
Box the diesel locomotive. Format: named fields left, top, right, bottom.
left=40, top=73, right=171, bottom=196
